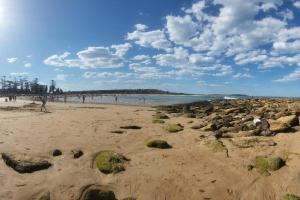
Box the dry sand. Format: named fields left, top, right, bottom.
left=0, top=100, right=299, bottom=200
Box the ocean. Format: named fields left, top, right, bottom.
left=54, top=94, right=243, bottom=106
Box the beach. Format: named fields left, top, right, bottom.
left=0, top=99, right=300, bottom=200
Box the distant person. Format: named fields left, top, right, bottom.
left=82, top=95, right=86, bottom=104
left=39, top=96, right=48, bottom=112
left=64, top=94, right=67, bottom=103
left=114, top=95, right=118, bottom=104
left=142, top=97, right=146, bottom=104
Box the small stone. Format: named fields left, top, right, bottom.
left=72, top=149, right=83, bottom=159
left=52, top=149, right=62, bottom=157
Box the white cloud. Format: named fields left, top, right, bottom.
left=233, top=73, right=253, bottom=79
left=274, top=68, right=300, bottom=82
left=83, top=71, right=132, bottom=79
left=7, top=57, right=18, bottom=63
left=44, top=43, right=131, bottom=69
left=24, top=63, right=32, bottom=68
left=55, top=74, right=68, bottom=81
left=294, top=1, right=300, bottom=8
left=166, top=15, right=199, bottom=45
left=127, top=24, right=172, bottom=51
left=154, top=47, right=189, bottom=68
left=10, top=72, right=28, bottom=76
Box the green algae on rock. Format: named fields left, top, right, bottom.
left=94, top=151, right=128, bottom=174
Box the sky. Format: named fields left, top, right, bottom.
left=0, top=0, right=300, bottom=96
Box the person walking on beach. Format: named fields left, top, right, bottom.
left=39, top=95, right=48, bottom=112
left=64, top=94, right=67, bottom=103
left=82, top=95, right=86, bottom=104
left=114, top=95, right=118, bottom=104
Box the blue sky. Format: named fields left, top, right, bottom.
left=1, top=0, right=300, bottom=96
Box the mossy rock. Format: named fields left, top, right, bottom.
left=110, top=130, right=124, bottom=134
left=95, top=151, right=128, bottom=174
left=154, top=113, right=169, bottom=119
left=282, top=194, right=300, bottom=200
left=146, top=140, right=172, bottom=149
left=255, top=156, right=285, bottom=176
left=164, top=123, right=184, bottom=133
left=152, top=119, right=165, bottom=124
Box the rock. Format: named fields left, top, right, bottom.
left=164, top=123, right=184, bottom=133
left=52, top=149, right=62, bottom=157
left=152, top=119, right=165, bottom=124
left=282, top=194, right=300, bottom=200
left=154, top=113, right=169, bottom=119
left=213, top=130, right=223, bottom=139
left=79, top=185, right=117, bottom=200
left=94, top=151, right=128, bottom=174
left=120, top=125, right=142, bottom=129
left=32, top=190, right=50, bottom=200
left=146, top=140, right=172, bottom=149
left=122, top=198, right=137, bottom=200
left=191, top=123, right=206, bottom=129
left=270, top=115, right=299, bottom=133
left=230, top=137, right=276, bottom=148
left=72, top=149, right=84, bottom=159
left=1, top=153, right=51, bottom=174
left=277, top=115, right=299, bottom=126
left=254, top=156, right=285, bottom=176
left=110, top=130, right=125, bottom=134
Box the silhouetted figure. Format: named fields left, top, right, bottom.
left=82, top=95, right=86, bottom=104
left=115, top=95, right=118, bottom=104
left=39, top=96, right=48, bottom=112
left=64, top=94, right=67, bottom=103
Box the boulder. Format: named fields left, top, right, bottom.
left=270, top=115, right=299, bottom=133
left=94, top=151, right=128, bottom=174
left=1, top=153, right=51, bottom=173
left=254, top=156, right=285, bottom=176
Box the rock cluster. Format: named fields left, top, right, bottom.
left=157, top=99, right=300, bottom=137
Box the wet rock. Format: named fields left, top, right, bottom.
left=1, top=153, right=51, bottom=173
left=94, top=151, right=128, bottom=174
left=72, top=149, right=84, bottom=159
left=79, top=185, right=117, bottom=200
left=146, top=140, right=172, bottom=149
left=52, top=149, right=62, bottom=157
left=230, top=137, right=276, bottom=148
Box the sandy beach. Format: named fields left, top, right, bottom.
left=0, top=100, right=299, bottom=200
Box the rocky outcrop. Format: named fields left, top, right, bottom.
left=1, top=153, right=51, bottom=173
